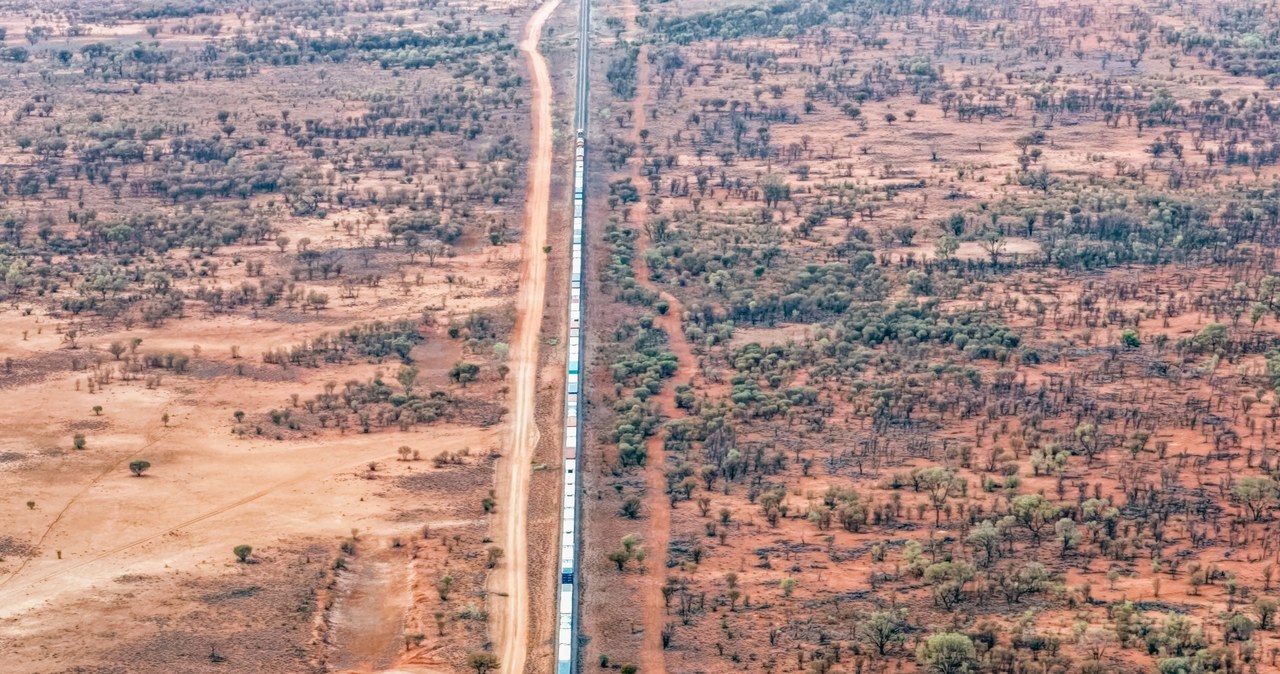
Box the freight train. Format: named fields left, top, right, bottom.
left=556, top=127, right=587, bottom=674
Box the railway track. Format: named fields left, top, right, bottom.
left=555, top=1, right=591, bottom=673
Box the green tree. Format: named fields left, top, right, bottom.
left=1157, top=658, right=1192, bottom=674
left=396, top=365, right=419, bottom=394
left=934, top=234, right=959, bottom=261
left=916, top=466, right=961, bottom=525
left=1191, top=323, right=1228, bottom=353
left=450, top=361, right=480, bottom=386
left=966, top=520, right=1001, bottom=567
left=608, top=549, right=631, bottom=571
left=762, top=173, right=791, bottom=209
left=859, top=610, right=906, bottom=655
left=1225, top=613, right=1255, bottom=642
left=1233, top=476, right=1278, bottom=520
left=1255, top=597, right=1278, bottom=629
left=924, top=561, right=975, bottom=610
left=993, top=562, right=1049, bottom=604
left=978, top=230, right=1007, bottom=264
left=1055, top=518, right=1080, bottom=556
left=1011, top=493, right=1060, bottom=544
left=233, top=544, right=252, bottom=563
left=129, top=460, right=151, bottom=477
left=1074, top=421, right=1104, bottom=464
left=916, top=633, right=978, bottom=674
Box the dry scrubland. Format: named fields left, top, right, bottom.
left=581, top=1, right=1280, bottom=674
left=0, top=0, right=569, bottom=672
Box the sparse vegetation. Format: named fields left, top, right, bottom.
left=0, top=0, right=538, bottom=672
left=583, top=0, right=1280, bottom=672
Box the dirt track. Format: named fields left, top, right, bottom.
left=492, top=1, right=560, bottom=672
left=610, top=3, right=672, bottom=670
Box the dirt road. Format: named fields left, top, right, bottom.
left=491, top=1, right=561, bottom=673
left=610, top=3, right=672, bottom=671
left=329, top=549, right=411, bottom=672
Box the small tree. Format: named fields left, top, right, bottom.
left=1226, top=614, right=1256, bottom=642
left=129, top=460, right=151, bottom=477
left=966, top=520, right=1001, bottom=567
left=233, top=544, right=252, bottom=563
left=1011, top=493, right=1060, bottom=544
left=978, top=230, right=1007, bottom=265
left=73, top=433, right=87, bottom=450
left=916, top=466, right=960, bottom=525
left=925, top=561, right=976, bottom=610
left=449, top=361, right=480, bottom=386
left=619, top=496, right=642, bottom=519
left=608, top=549, right=631, bottom=572
left=467, top=652, right=499, bottom=674
left=1234, top=476, right=1278, bottom=521
left=934, top=234, right=959, bottom=261
left=860, top=610, right=906, bottom=656
left=916, top=633, right=978, bottom=674
left=994, top=562, right=1049, bottom=604
left=1255, top=597, right=1278, bottom=630
left=1055, top=518, right=1081, bottom=556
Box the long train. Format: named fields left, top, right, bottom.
left=555, top=127, right=586, bottom=674
left=558, top=0, right=590, bottom=670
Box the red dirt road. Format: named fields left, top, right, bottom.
left=615, top=4, right=671, bottom=671
left=491, top=1, right=561, bottom=673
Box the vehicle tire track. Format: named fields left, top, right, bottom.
left=0, top=438, right=467, bottom=606
left=623, top=41, right=672, bottom=674
left=0, top=420, right=167, bottom=590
